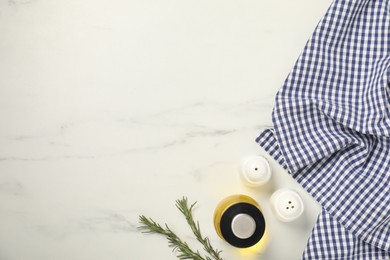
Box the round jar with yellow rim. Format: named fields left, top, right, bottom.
left=213, top=195, right=266, bottom=248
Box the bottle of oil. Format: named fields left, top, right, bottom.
left=213, top=194, right=266, bottom=248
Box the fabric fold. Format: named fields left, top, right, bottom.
left=257, top=0, right=390, bottom=258
left=302, top=210, right=390, bottom=260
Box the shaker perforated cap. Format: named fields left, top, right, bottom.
left=240, top=156, right=272, bottom=187
left=270, top=189, right=304, bottom=222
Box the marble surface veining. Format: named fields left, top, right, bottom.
left=0, top=1, right=332, bottom=259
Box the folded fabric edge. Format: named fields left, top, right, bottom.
left=256, top=128, right=390, bottom=258
left=255, top=128, right=289, bottom=172
left=302, top=209, right=390, bottom=260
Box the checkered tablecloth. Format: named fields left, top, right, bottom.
left=256, top=0, right=390, bottom=259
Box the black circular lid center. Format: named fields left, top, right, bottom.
left=220, top=202, right=266, bottom=248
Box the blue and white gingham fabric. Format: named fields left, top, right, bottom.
left=256, top=0, right=390, bottom=259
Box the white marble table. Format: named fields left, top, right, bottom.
left=0, top=1, right=332, bottom=259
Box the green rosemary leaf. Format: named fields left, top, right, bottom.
left=175, top=197, right=224, bottom=260
left=138, top=197, right=224, bottom=260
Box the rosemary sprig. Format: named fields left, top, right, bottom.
left=138, top=215, right=205, bottom=259
left=175, top=198, right=223, bottom=260
left=138, top=197, right=223, bottom=260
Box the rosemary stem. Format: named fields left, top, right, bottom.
left=138, top=197, right=224, bottom=260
